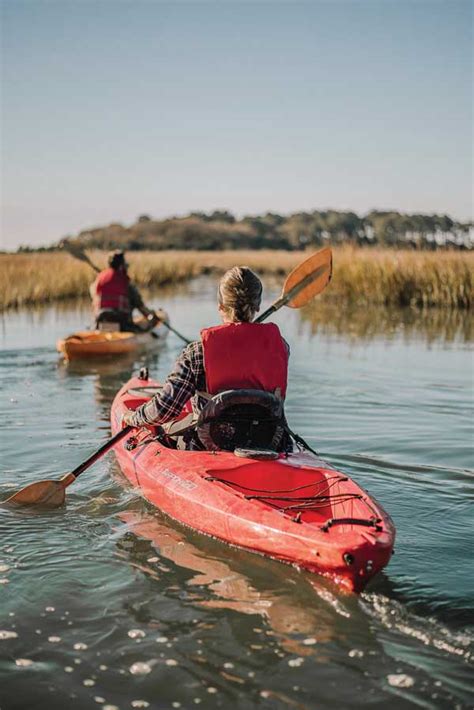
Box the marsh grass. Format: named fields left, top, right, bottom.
left=1, top=248, right=472, bottom=311
left=328, top=248, right=472, bottom=308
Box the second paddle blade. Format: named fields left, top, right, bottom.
left=283, top=247, right=332, bottom=308
left=2, top=480, right=66, bottom=508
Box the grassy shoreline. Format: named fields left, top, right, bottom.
left=1, top=248, right=472, bottom=311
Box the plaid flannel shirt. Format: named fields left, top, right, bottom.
left=130, top=340, right=207, bottom=427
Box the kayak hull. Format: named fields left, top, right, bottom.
left=57, top=319, right=168, bottom=360
left=111, top=377, right=396, bottom=593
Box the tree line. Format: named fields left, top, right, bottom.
left=19, top=209, right=473, bottom=253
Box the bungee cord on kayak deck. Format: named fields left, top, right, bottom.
left=126, top=430, right=375, bottom=526
left=203, top=470, right=378, bottom=527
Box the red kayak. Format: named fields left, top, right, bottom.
left=111, top=375, right=395, bottom=593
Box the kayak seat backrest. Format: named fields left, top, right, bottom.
left=196, top=389, right=286, bottom=452
left=96, top=310, right=131, bottom=332
left=98, top=321, right=120, bottom=332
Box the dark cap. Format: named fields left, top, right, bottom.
left=108, top=250, right=126, bottom=269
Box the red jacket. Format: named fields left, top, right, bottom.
left=201, top=322, right=288, bottom=397
left=94, top=268, right=130, bottom=313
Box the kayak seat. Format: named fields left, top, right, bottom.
left=196, top=389, right=287, bottom=453
left=96, top=309, right=130, bottom=332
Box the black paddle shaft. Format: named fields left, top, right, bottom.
left=160, top=320, right=192, bottom=345
left=70, top=426, right=133, bottom=480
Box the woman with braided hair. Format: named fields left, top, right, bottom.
left=123, top=266, right=289, bottom=449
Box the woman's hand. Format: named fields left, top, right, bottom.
left=121, top=409, right=136, bottom=427
left=151, top=308, right=168, bottom=323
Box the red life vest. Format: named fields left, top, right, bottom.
left=201, top=322, right=288, bottom=397
left=95, top=268, right=130, bottom=313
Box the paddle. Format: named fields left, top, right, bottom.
left=255, top=246, right=332, bottom=322
left=151, top=319, right=191, bottom=345
left=59, top=240, right=101, bottom=274
left=59, top=241, right=192, bottom=345
left=1, top=426, right=133, bottom=508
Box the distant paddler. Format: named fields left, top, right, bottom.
left=90, top=250, right=163, bottom=332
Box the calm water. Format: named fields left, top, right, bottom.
left=1, top=279, right=473, bottom=710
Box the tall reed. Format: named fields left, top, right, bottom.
left=1, top=248, right=472, bottom=310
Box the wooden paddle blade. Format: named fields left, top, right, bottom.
left=282, top=247, right=332, bottom=308
left=2, top=480, right=66, bottom=508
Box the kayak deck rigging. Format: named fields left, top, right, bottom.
left=203, top=465, right=378, bottom=528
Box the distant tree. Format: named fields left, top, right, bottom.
left=209, top=210, right=235, bottom=224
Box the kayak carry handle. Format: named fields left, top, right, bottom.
left=321, top=516, right=382, bottom=533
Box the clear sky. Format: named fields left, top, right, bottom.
left=1, top=0, right=472, bottom=249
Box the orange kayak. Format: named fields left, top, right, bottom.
left=57, top=318, right=168, bottom=361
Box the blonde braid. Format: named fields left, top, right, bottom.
left=218, top=266, right=262, bottom=322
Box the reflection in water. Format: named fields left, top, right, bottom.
left=300, top=301, right=473, bottom=343
left=57, top=350, right=163, bottom=425
left=114, top=506, right=473, bottom=699
left=117, top=509, right=346, bottom=657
